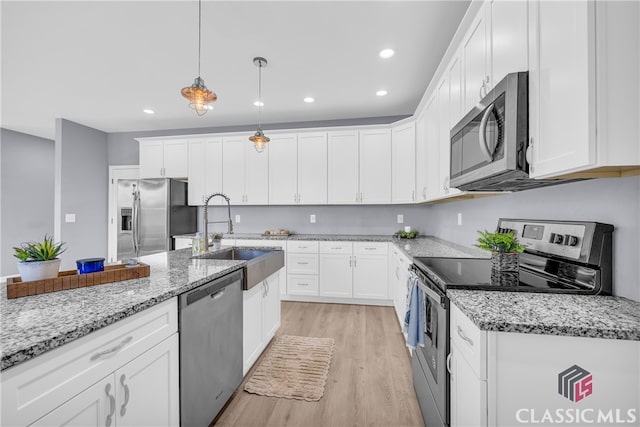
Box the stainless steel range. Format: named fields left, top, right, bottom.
left=409, top=218, right=614, bottom=427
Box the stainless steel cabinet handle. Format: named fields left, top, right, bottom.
left=331, top=247, right=343, bottom=250
left=105, top=383, right=115, bottom=427
left=298, top=282, right=309, bottom=286
left=412, top=189, right=415, bottom=201
left=120, top=374, right=130, bottom=416
left=91, top=336, right=133, bottom=361
left=298, top=246, right=308, bottom=249
left=297, top=261, right=309, bottom=265
left=353, top=256, right=357, bottom=267
left=526, top=137, right=534, bottom=164
left=364, top=247, right=376, bottom=251
left=456, top=325, right=474, bottom=347
left=446, top=353, right=453, bottom=375
left=395, top=266, right=399, bottom=279
left=479, top=81, right=486, bottom=99
left=478, top=102, right=496, bottom=162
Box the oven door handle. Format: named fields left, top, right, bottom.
left=417, top=280, right=445, bottom=307
left=478, top=102, right=495, bottom=162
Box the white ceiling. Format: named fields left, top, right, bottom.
left=1, top=1, right=470, bottom=140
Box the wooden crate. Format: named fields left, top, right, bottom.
left=6, top=263, right=150, bottom=299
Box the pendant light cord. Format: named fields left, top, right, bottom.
left=197, top=0, right=202, bottom=77
left=258, top=61, right=263, bottom=129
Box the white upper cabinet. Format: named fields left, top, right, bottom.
left=488, top=0, right=528, bottom=88
left=139, top=139, right=188, bottom=179
left=415, top=109, right=428, bottom=202
left=328, top=130, right=359, bottom=204
left=462, top=5, right=490, bottom=113
left=222, top=136, right=269, bottom=205
left=359, top=129, right=392, bottom=204
left=528, top=0, right=640, bottom=178
left=188, top=138, right=223, bottom=206
left=391, top=122, right=416, bottom=204
left=448, top=52, right=464, bottom=128
left=438, top=74, right=461, bottom=198
left=268, top=133, right=298, bottom=205
left=424, top=95, right=441, bottom=201
left=297, top=132, right=328, bottom=204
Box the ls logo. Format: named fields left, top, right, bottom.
left=558, top=365, right=593, bottom=403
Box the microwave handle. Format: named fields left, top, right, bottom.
left=478, top=103, right=495, bottom=162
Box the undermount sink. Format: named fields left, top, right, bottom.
left=195, top=247, right=284, bottom=290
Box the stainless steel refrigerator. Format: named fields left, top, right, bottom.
left=117, top=178, right=197, bottom=260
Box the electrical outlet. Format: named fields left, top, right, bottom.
left=235, top=214, right=241, bottom=223
left=65, top=213, right=76, bottom=223
left=310, top=214, right=316, bottom=223
left=457, top=212, right=462, bottom=226
left=397, top=214, right=404, bottom=224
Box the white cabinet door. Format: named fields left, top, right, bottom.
left=489, top=0, right=528, bottom=87
left=222, top=136, right=246, bottom=204
left=424, top=95, right=441, bottom=200
left=204, top=138, right=223, bottom=200
left=415, top=110, right=428, bottom=202
left=298, top=132, right=328, bottom=204
left=328, top=131, right=359, bottom=204
left=450, top=343, right=487, bottom=427
left=462, top=6, right=490, bottom=113
left=262, top=272, right=281, bottom=341
left=391, top=122, right=416, bottom=204
left=438, top=76, right=461, bottom=198
left=115, top=334, right=179, bottom=427
left=268, top=133, right=298, bottom=205
left=359, top=129, right=392, bottom=204
left=243, top=283, right=263, bottom=374
left=187, top=140, right=206, bottom=205
left=528, top=0, right=594, bottom=178
left=30, top=376, right=115, bottom=427
left=245, top=139, right=269, bottom=205
left=353, top=254, right=388, bottom=299
left=449, top=53, right=464, bottom=131
left=319, top=254, right=353, bottom=298
left=162, top=139, right=188, bottom=178
left=139, top=141, right=164, bottom=178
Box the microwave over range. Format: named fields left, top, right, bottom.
left=449, top=71, right=576, bottom=192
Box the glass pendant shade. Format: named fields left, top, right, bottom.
left=249, top=130, right=270, bottom=153
left=181, top=77, right=217, bottom=116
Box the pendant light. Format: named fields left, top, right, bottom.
left=181, top=0, right=217, bottom=116
left=249, top=57, right=270, bottom=153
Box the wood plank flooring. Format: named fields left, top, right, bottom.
left=213, top=302, right=424, bottom=427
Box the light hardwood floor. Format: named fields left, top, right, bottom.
left=213, top=301, right=425, bottom=427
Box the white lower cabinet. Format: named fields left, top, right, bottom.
left=286, top=241, right=319, bottom=296
left=353, top=243, right=388, bottom=299
left=449, top=303, right=640, bottom=427
left=242, top=270, right=282, bottom=375
left=2, top=299, right=179, bottom=427
left=389, top=245, right=411, bottom=328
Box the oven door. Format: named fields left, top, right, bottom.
left=413, top=276, right=449, bottom=426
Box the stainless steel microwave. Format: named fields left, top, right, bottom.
left=450, top=71, right=541, bottom=191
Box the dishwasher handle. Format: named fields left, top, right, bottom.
left=180, top=270, right=243, bottom=308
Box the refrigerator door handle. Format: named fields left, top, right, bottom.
left=132, top=186, right=140, bottom=257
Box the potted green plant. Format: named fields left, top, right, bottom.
left=13, top=235, right=66, bottom=281
left=476, top=230, right=525, bottom=272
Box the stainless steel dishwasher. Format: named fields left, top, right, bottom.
left=179, top=270, right=243, bottom=427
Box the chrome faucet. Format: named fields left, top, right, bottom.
left=203, top=193, right=234, bottom=249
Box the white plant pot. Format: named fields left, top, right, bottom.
left=17, top=259, right=62, bottom=282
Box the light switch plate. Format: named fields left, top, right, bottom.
left=310, top=214, right=316, bottom=223
left=457, top=213, right=462, bottom=226
left=397, top=214, right=404, bottom=224
left=235, top=215, right=241, bottom=223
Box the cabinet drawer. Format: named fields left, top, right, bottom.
left=319, top=241, right=353, bottom=254
left=287, top=275, right=319, bottom=296
left=287, top=253, right=319, bottom=274
left=287, top=241, right=319, bottom=253
left=450, top=303, right=487, bottom=380
left=354, top=242, right=388, bottom=255
left=1, top=298, right=178, bottom=427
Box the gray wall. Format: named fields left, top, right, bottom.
left=55, top=119, right=109, bottom=270
left=107, top=116, right=410, bottom=166
left=423, top=176, right=640, bottom=301
left=1, top=129, right=55, bottom=276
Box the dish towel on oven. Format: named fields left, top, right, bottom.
left=403, top=272, right=425, bottom=349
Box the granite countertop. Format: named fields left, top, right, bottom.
left=448, top=290, right=640, bottom=341
left=0, top=249, right=248, bottom=371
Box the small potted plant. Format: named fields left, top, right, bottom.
left=13, top=235, right=66, bottom=282
left=210, top=232, right=223, bottom=251
left=476, top=230, right=525, bottom=272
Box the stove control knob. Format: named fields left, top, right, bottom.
left=566, top=235, right=579, bottom=246
left=551, top=233, right=564, bottom=244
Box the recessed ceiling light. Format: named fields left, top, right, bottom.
left=143, top=109, right=155, bottom=115
left=253, top=101, right=264, bottom=107
left=376, top=90, right=388, bottom=97
left=304, top=97, right=315, bottom=103
left=379, top=49, right=395, bottom=59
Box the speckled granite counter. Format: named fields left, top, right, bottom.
left=0, top=249, right=248, bottom=371
left=448, top=290, right=640, bottom=341
left=175, top=233, right=489, bottom=259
